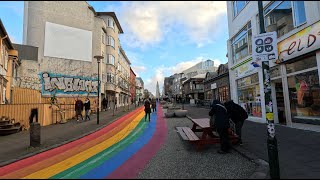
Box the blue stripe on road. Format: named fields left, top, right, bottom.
left=79, top=112, right=158, bottom=179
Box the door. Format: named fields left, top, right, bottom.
left=274, top=79, right=286, bottom=124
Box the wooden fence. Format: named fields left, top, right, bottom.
left=0, top=87, right=98, bottom=129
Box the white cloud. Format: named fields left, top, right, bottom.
left=116, top=1, right=227, bottom=48
left=131, top=65, right=146, bottom=76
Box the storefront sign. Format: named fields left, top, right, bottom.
left=277, top=21, right=320, bottom=63
left=235, top=58, right=257, bottom=79
left=252, top=31, right=278, bottom=62
left=211, top=83, right=217, bottom=89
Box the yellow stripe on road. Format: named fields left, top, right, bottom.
left=23, top=111, right=145, bottom=179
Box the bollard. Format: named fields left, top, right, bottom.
left=29, top=108, right=41, bottom=147
left=30, top=122, right=41, bottom=147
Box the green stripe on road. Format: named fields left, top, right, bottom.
left=50, top=118, right=147, bottom=179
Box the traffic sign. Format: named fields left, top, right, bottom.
left=252, top=31, right=278, bottom=62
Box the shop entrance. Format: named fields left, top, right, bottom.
left=273, top=79, right=286, bottom=124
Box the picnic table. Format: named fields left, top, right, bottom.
left=176, top=115, right=239, bottom=150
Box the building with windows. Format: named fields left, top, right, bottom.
left=23, top=1, right=133, bottom=109
left=204, top=63, right=230, bottom=103
left=0, top=19, right=19, bottom=104
left=227, top=1, right=320, bottom=125
left=130, top=67, right=136, bottom=103
left=135, top=77, right=144, bottom=102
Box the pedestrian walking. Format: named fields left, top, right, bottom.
left=84, top=98, right=91, bottom=121
left=75, top=98, right=84, bottom=122
left=224, top=100, right=248, bottom=145
left=102, top=97, right=108, bottom=111
left=144, top=98, right=151, bottom=121
left=209, top=100, right=231, bottom=154
left=151, top=98, right=156, bottom=112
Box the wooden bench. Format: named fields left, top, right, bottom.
left=176, top=127, right=199, bottom=141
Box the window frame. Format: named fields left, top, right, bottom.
left=231, top=21, right=252, bottom=64
left=107, top=54, right=115, bottom=65
left=263, top=1, right=307, bottom=37
left=233, top=1, right=250, bottom=19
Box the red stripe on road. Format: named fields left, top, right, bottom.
left=0, top=107, right=143, bottom=176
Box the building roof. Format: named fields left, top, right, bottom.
left=130, top=67, right=136, bottom=77
left=119, top=46, right=131, bottom=65
left=96, top=12, right=124, bottom=34
left=0, top=19, right=14, bottom=49
left=191, top=73, right=206, bottom=79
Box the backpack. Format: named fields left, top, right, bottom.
left=234, top=103, right=248, bottom=120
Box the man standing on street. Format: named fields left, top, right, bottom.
left=209, top=100, right=231, bottom=154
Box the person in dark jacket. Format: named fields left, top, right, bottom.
left=151, top=98, right=157, bottom=112
left=84, top=98, right=91, bottom=121
left=209, top=100, right=231, bottom=154
left=224, top=100, right=248, bottom=145
left=75, top=98, right=84, bottom=122
left=102, top=97, right=108, bottom=111
left=144, top=98, right=151, bottom=121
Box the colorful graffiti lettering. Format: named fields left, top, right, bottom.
left=39, top=72, right=98, bottom=96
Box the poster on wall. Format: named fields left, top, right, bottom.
left=39, top=72, right=98, bottom=96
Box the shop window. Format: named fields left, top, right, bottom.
left=237, top=73, right=262, bottom=117
left=270, top=66, right=281, bottom=78
left=286, top=55, right=317, bottom=74
left=287, top=70, right=320, bottom=122
left=264, top=1, right=307, bottom=38
left=231, top=22, right=252, bottom=64
left=218, top=86, right=229, bottom=103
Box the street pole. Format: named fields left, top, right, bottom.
left=258, top=1, right=280, bottom=179
left=94, top=55, right=103, bottom=125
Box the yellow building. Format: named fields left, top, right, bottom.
left=0, top=19, right=19, bottom=104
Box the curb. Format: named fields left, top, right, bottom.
left=232, top=146, right=270, bottom=179
left=0, top=106, right=140, bottom=168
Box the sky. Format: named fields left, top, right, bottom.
left=0, top=1, right=229, bottom=95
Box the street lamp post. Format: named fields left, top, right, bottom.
left=258, top=1, right=280, bottom=179
left=94, top=55, right=103, bottom=125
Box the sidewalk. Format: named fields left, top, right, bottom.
left=0, top=104, right=140, bottom=166
left=184, top=104, right=320, bottom=179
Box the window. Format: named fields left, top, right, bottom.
left=107, top=36, right=115, bottom=48
left=231, top=22, right=252, bottom=64
left=107, top=18, right=114, bottom=29
left=264, top=1, right=306, bottom=38
left=106, top=73, right=115, bottom=83
left=4, top=47, right=8, bottom=70
left=233, top=1, right=249, bottom=17
left=218, top=86, right=229, bottom=103
left=293, top=1, right=306, bottom=26
left=101, top=30, right=105, bottom=44
left=237, top=73, right=261, bottom=117
left=107, top=54, right=115, bottom=65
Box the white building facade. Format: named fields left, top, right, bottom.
left=227, top=1, right=320, bottom=126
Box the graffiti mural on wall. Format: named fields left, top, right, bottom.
left=40, top=72, right=98, bottom=96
